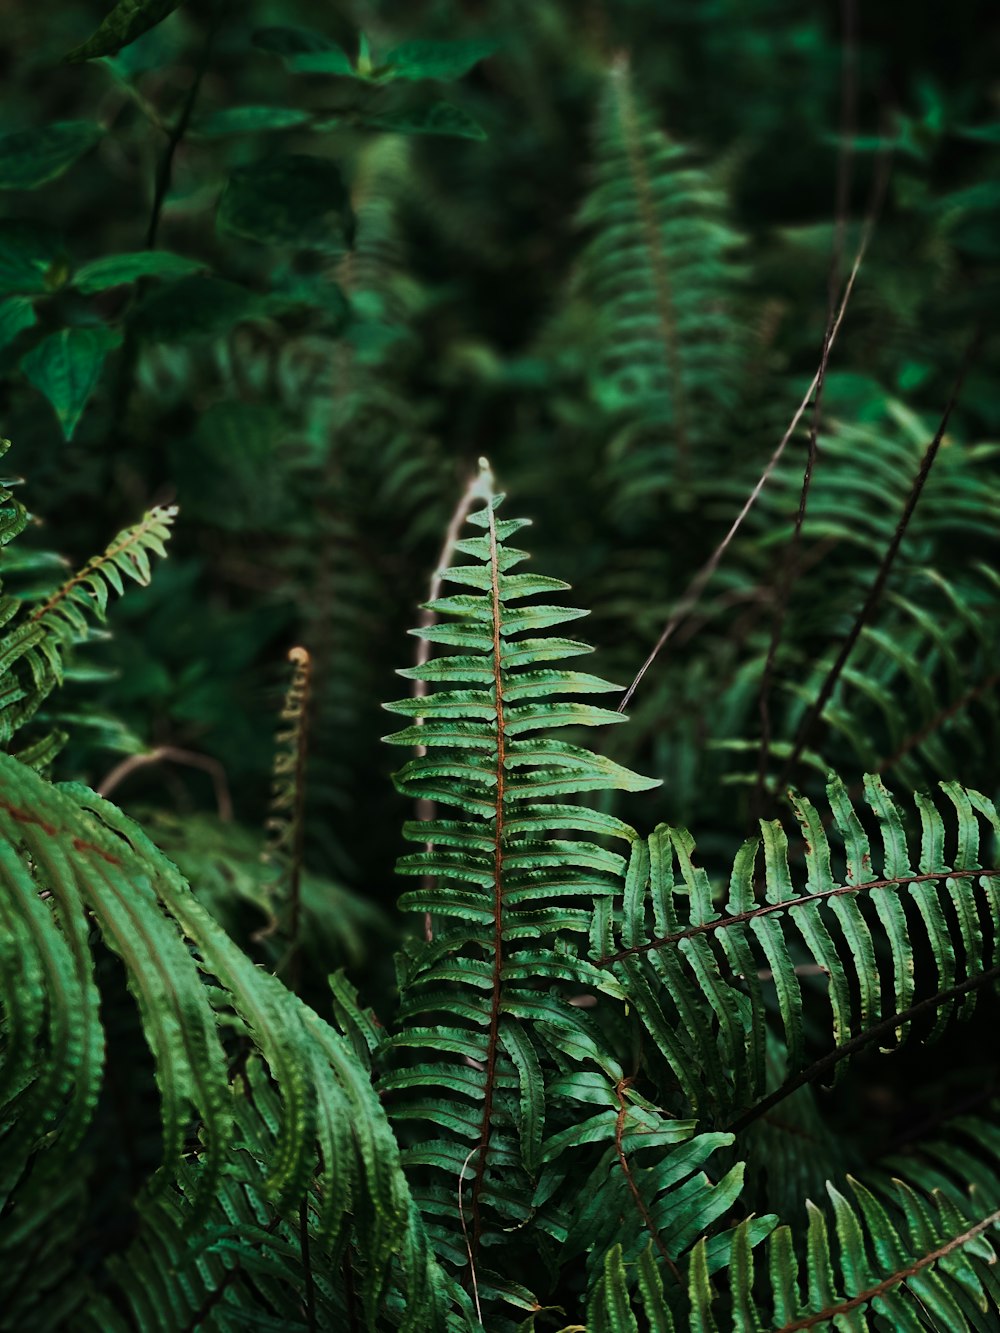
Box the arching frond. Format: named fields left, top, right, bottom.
left=0, top=761, right=449, bottom=1328
left=601, top=774, right=1000, bottom=1121
left=694, top=1114, right=1000, bottom=1331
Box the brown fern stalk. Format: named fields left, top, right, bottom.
left=777, top=1203, right=1000, bottom=1331
left=598, top=866, right=997, bottom=966
left=727, top=962, right=1000, bottom=1138
left=773, top=331, right=981, bottom=794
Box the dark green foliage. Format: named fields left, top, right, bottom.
left=1, top=0, right=998, bottom=1329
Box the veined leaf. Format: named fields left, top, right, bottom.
left=19, top=327, right=122, bottom=440
left=0, top=122, right=103, bottom=190
left=64, top=0, right=181, bottom=62
left=72, top=251, right=205, bottom=293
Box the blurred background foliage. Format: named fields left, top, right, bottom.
left=0, top=0, right=998, bottom=1031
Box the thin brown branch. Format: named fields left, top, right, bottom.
left=773, top=331, right=982, bottom=793
left=776, top=1201, right=1000, bottom=1331
left=614, top=1077, right=681, bottom=1282
left=727, top=962, right=1000, bottom=1139
left=598, top=867, right=995, bottom=966
left=617, top=207, right=876, bottom=715
left=754, top=3, right=866, bottom=811
left=97, top=744, right=233, bottom=821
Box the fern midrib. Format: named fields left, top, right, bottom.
left=598, top=866, right=997, bottom=965
left=470, top=494, right=507, bottom=1256
left=777, top=1204, right=1000, bottom=1331
left=614, top=62, right=690, bottom=471
left=614, top=1075, right=680, bottom=1281
left=27, top=508, right=171, bottom=624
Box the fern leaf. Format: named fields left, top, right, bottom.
left=603, top=773, right=1000, bottom=1121
left=382, top=460, right=658, bottom=1292
left=574, top=55, right=744, bottom=504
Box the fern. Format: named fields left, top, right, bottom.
left=573, top=55, right=745, bottom=507
left=0, top=498, right=177, bottom=752
left=602, top=774, right=1000, bottom=1122
left=382, top=459, right=659, bottom=1296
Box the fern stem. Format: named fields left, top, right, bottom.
left=614, top=1077, right=681, bottom=1282
left=727, top=961, right=1000, bottom=1138
left=470, top=462, right=507, bottom=1263
left=27, top=506, right=178, bottom=625
left=617, top=214, right=873, bottom=714
left=775, top=1201, right=1000, bottom=1331
left=598, top=866, right=997, bottom=965
left=774, top=331, right=981, bottom=793
left=754, top=0, right=862, bottom=809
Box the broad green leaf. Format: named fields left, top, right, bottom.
left=72, top=250, right=205, bottom=293
left=130, top=276, right=266, bottom=341
left=65, top=0, right=181, bottom=61
left=0, top=122, right=103, bottom=190
left=193, top=106, right=313, bottom=137
left=287, top=50, right=356, bottom=76
left=0, top=297, right=37, bottom=350
left=217, top=155, right=351, bottom=251
left=362, top=102, right=487, bottom=141
left=0, top=222, right=67, bottom=295
left=381, top=38, right=497, bottom=82
left=19, top=327, right=122, bottom=440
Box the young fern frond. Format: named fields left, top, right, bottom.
left=382, top=459, right=659, bottom=1288
left=602, top=774, right=1000, bottom=1122
left=262, top=645, right=312, bottom=983
left=575, top=55, right=744, bottom=505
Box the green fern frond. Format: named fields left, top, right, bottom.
left=0, top=503, right=176, bottom=746
left=601, top=774, right=1000, bottom=1121
left=697, top=1114, right=1000, bottom=1331
left=382, top=459, right=659, bottom=1291
left=0, top=759, right=449, bottom=1327
left=574, top=54, right=745, bottom=502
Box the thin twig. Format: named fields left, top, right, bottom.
left=146, top=11, right=220, bottom=248
left=773, top=331, right=982, bottom=793
left=726, top=962, right=1000, bottom=1139
left=457, top=1145, right=483, bottom=1326
left=97, top=745, right=233, bottom=821
left=617, top=209, right=877, bottom=715
left=614, top=1077, right=681, bottom=1282
left=754, top=1, right=862, bottom=810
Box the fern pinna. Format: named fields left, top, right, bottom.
left=382, top=460, right=660, bottom=1300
